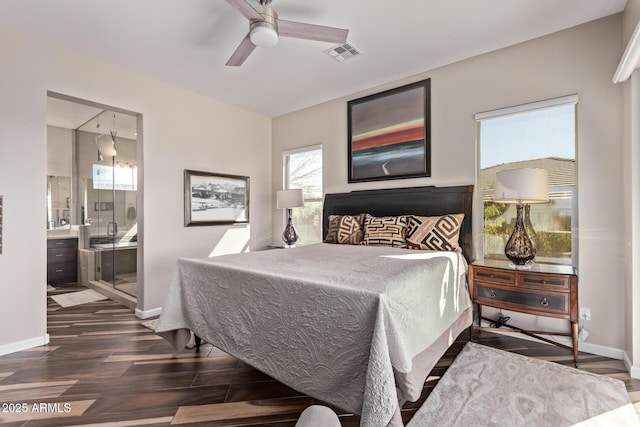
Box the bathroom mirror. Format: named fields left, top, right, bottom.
left=47, top=175, right=71, bottom=229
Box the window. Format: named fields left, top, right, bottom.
left=284, top=145, right=323, bottom=244
left=476, top=96, right=577, bottom=265
left=93, top=164, right=138, bottom=191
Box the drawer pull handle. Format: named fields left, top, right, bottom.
left=490, top=290, right=496, bottom=298
left=56, top=242, right=64, bottom=245
left=540, top=298, right=549, bottom=307
left=56, top=254, right=64, bottom=257
left=478, top=272, right=510, bottom=281
left=524, top=278, right=563, bottom=286
left=55, top=269, right=64, bottom=273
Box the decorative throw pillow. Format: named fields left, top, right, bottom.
left=406, top=214, right=464, bottom=252
left=361, top=215, right=407, bottom=248
left=325, top=214, right=365, bottom=244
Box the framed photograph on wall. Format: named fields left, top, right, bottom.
left=184, top=169, right=250, bottom=226
left=348, top=78, right=431, bottom=183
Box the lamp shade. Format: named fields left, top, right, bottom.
left=494, top=168, right=549, bottom=204
left=277, top=189, right=304, bottom=209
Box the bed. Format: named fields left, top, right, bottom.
left=156, top=185, right=474, bottom=427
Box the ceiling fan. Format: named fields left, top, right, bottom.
left=224, top=0, right=349, bottom=66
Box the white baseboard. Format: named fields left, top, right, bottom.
left=0, top=334, right=50, bottom=357
left=577, top=340, right=625, bottom=360
left=631, top=364, right=640, bottom=379
left=478, top=320, right=624, bottom=360
left=623, top=351, right=640, bottom=379
left=135, top=306, right=162, bottom=319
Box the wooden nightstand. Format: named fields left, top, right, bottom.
left=469, top=259, right=579, bottom=364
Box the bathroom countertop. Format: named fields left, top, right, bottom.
left=47, top=234, right=78, bottom=240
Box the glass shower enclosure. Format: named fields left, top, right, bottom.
left=77, top=111, right=138, bottom=297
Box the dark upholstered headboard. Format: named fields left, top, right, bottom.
left=323, top=185, right=474, bottom=262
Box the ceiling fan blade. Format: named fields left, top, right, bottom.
left=226, top=34, right=256, bottom=66
left=278, top=20, right=348, bottom=44
left=224, top=0, right=262, bottom=21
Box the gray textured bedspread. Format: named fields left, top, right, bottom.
left=156, top=243, right=471, bottom=427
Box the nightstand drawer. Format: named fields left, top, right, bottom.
left=516, top=272, right=570, bottom=291
left=476, top=285, right=568, bottom=315
left=472, top=268, right=515, bottom=285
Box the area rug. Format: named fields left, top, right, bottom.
left=407, top=342, right=639, bottom=427
left=50, top=289, right=108, bottom=308
left=141, top=319, right=158, bottom=330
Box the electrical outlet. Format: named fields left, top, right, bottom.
left=579, top=306, right=591, bottom=321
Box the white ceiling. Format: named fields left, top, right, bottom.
left=46, top=97, right=104, bottom=131
left=2, top=0, right=627, bottom=119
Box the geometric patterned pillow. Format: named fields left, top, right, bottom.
left=325, top=214, right=365, bottom=244
left=406, top=214, right=464, bottom=252
left=360, top=214, right=407, bottom=248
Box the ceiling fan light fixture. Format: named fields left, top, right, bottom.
left=250, top=23, right=278, bottom=48
left=224, top=0, right=349, bottom=66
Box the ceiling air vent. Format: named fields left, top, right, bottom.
left=325, top=42, right=361, bottom=62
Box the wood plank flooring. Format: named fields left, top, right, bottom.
left=0, top=282, right=638, bottom=426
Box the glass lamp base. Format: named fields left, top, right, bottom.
left=507, top=261, right=535, bottom=270
left=282, top=214, right=298, bottom=247
left=504, top=204, right=537, bottom=266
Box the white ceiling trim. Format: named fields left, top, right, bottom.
left=613, top=20, right=640, bottom=84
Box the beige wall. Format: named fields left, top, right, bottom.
left=622, top=0, right=640, bottom=376
left=0, top=27, right=272, bottom=354
left=273, top=15, right=625, bottom=352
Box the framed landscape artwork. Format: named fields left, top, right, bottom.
left=184, top=170, right=250, bottom=226
left=348, top=78, right=431, bottom=183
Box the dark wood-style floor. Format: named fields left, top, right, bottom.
left=1, top=283, right=638, bottom=426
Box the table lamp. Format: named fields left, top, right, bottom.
left=277, top=188, right=304, bottom=247
left=494, top=168, right=549, bottom=266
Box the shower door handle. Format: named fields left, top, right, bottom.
left=107, top=222, right=118, bottom=237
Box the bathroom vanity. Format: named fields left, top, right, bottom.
left=47, top=236, right=78, bottom=285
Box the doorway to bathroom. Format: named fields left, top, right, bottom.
left=47, top=92, right=142, bottom=302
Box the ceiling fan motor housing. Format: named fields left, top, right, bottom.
left=224, top=0, right=349, bottom=65
left=250, top=5, right=278, bottom=47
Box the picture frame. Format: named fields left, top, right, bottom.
left=347, top=78, right=431, bottom=183
left=184, top=169, right=250, bottom=226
